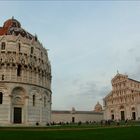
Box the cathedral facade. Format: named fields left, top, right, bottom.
left=104, top=73, right=140, bottom=121
left=0, top=18, right=52, bottom=126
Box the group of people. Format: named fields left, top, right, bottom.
left=100, top=119, right=129, bottom=126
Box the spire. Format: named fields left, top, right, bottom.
left=12, top=16, right=14, bottom=20
left=117, top=70, right=119, bottom=74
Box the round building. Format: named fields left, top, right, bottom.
left=0, top=18, right=52, bottom=126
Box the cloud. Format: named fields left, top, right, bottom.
left=74, top=81, right=110, bottom=99
left=126, top=45, right=140, bottom=80
left=58, top=79, right=111, bottom=110
left=135, top=57, right=140, bottom=62
left=2, top=1, right=140, bottom=111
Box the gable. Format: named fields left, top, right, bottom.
left=111, top=73, right=128, bottom=84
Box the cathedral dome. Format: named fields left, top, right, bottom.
left=71, top=107, right=76, bottom=114
left=0, top=17, right=34, bottom=40
left=94, top=102, right=102, bottom=112
left=3, top=17, right=21, bottom=28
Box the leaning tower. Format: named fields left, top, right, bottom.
left=0, top=17, right=52, bottom=126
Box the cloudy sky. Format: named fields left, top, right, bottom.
left=1, top=1, right=140, bottom=110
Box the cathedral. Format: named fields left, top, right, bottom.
left=0, top=18, right=52, bottom=126
left=104, top=73, right=140, bottom=121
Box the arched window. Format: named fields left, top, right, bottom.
left=1, top=42, right=5, bottom=50
left=17, top=65, right=21, bottom=76
left=44, top=96, right=46, bottom=107
left=132, top=107, right=135, bottom=111
left=18, top=43, right=21, bottom=52
left=0, top=92, right=3, bottom=104
left=31, top=47, right=34, bottom=54
left=2, top=75, right=4, bottom=80
left=33, top=95, right=35, bottom=106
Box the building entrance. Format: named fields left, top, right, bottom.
left=14, top=107, right=22, bottom=123
left=121, top=111, right=125, bottom=120
left=111, top=114, right=114, bottom=120
left=72, top=117, right=75, bottom=123
left=132, top=112, right=136, bottom=120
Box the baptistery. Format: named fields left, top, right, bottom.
left=0, top=17, right=52, bottom=126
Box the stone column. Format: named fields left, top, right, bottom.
left=24, top=95, right=29, bottom=125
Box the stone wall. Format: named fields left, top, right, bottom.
left=0, top=82, right=51, bottom=126
left=51, top=111, right=103, bottom=123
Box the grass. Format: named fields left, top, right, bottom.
left=0, top=125, right=139, bottom=140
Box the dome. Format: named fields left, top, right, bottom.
left=71, top=107, right=76, bottom=114
left=0, top=17, right=34, bottom=40
left=3, top=17, right=21, bottom=28
left=94, top=102, right=102, bottom=112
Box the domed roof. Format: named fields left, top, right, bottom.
left=3, top=17, right=21, bottom=28
left=71, top=107, right=76, bottom=114
left=94, top=102, right=102, bottom=112
left=0, top=17, right=35, bottom=40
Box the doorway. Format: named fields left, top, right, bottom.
left=72, top=117, right=75, bottom=123
left=132, top=112, right=136, bottom=120
left=14, top=107, right=22, bottom=123
left=111, top=114, right=114, bottom=120
left=121, top=111, right=125, bottom=120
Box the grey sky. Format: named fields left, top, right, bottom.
left=0, top=1, right=140, bottom=110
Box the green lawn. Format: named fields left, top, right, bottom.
left=0, top=126, right=139, bottom=140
